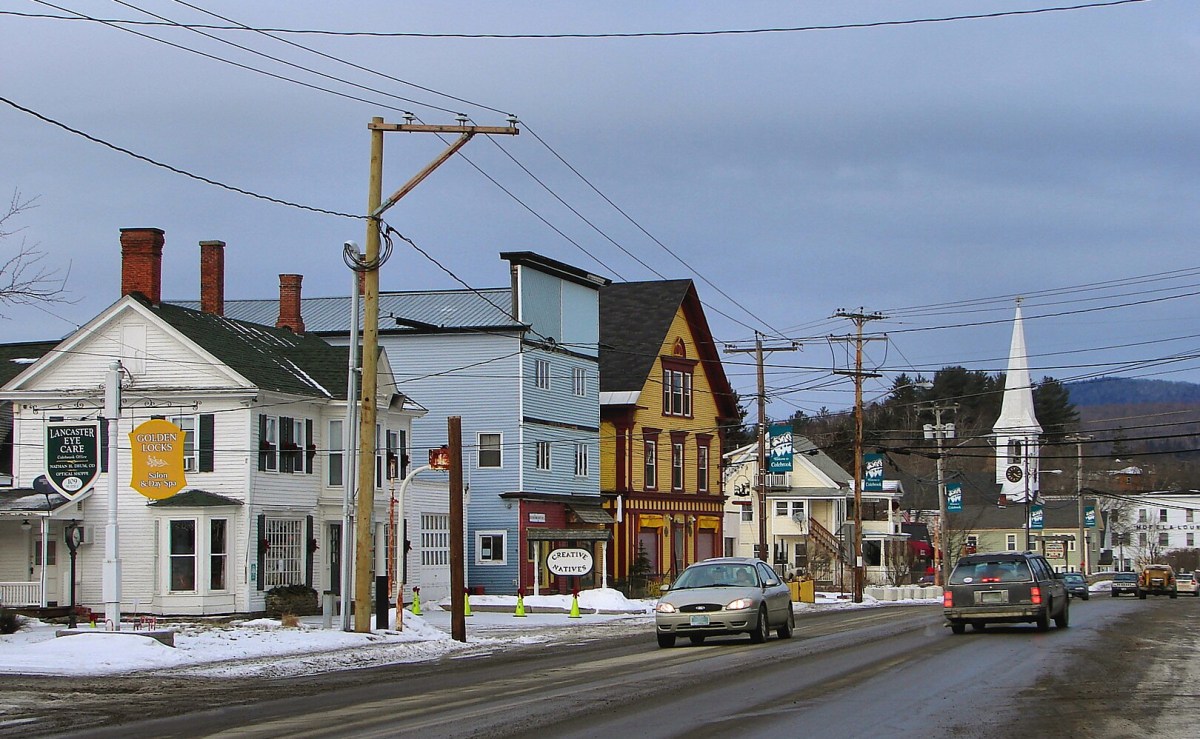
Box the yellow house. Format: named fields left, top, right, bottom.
left=598, top=280, right=739, bottom=586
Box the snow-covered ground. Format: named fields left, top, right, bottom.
left=0, top=588, right=938, bottom=678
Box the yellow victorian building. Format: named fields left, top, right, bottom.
left=598, top=280, right=739, bottom=588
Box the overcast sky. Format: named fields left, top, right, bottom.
left=3, top=1, right=1197, bottom=418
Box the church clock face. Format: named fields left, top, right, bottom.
left=1005, top=465, right=1024, bottom=483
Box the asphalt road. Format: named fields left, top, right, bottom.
left=6, top=596, right=1198, bottom=738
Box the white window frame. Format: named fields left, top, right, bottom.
left=328, top=419, right=344, bottom=486
left=740, top=505, right=753, bottom=522
left=263, top=416, right=279, bottom=472
left=168, top=518, right=198, bottom=593
left=697, top=445, right=709, bottom=492
left=209, top=518, right=228, bottom=592
left=421, top=514, right=450, bottom=567
left=671, top=442, right=684, bottom=491
left=644, top=439, right=657, bottom=490
left=264, top=517, right=305, bottom=588
left=478, top=433, right=503, bottom=468
left=572, top=367, right=586, bottom=397
left=574, top=443, right=589, bottom=477
left=534, top=358, right=550, bottom=390
left=168, top=414, right=198, bottom=472
left=476, top=530, right=507, bottom=566
left=1158, top=532, right=1170, bottom=547
left=662, top=368, right=693, bottom=417
left=1006, top=533, right=1017, bottom=551
left=536, top=441, right=552, bottom=471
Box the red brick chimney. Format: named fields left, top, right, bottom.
left=276, top=274, right=305, bottom=333
left=199, top=240, right=225, bottom=316
left=120, top=228, right=165, bottom=304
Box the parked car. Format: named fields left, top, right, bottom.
left=1061, top=572, right=1090, bottom=600
left=654, top=557, right=794, bottom=648
left=1138, top=564, right=1177, bottom=599
left=1111, top=572, right=1139, bottom=597
left=943, top=551, right=1069, bottom=634
left=1175, top=571, right=1199, bottom=597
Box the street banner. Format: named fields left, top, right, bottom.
left=864, top=453, right=884, bottom=492
left=128, top=418, right=187, bottom=500
left=45, top=421, right=101, bottom=500
left=1030, top=504, right=1045, bottom=530
left=768, top=423, right=793, bottom=473
left=1085, top=505, right=1097, bottom=528
left=946, top=482, right=963, bottom=512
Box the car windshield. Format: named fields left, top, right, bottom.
left=1063, top=573, right=1085, bottom=583
left=948, top=559, right=1032, bottom=585
left=672, top=563, right=759, bottom=589
left=1115, top=573, right=1137, bottom=582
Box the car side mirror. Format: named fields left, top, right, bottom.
left=660, top=583, right=671, bottom=593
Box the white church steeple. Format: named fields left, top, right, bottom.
left=994, top=299, right=1042, bottom=502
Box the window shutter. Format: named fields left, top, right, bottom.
left=280, top=417, right=295, bottom=473
left=199, top=414, right=215, bottom=472
left=256, top=513, right=266, bottom=591
left=257, top=415, right=267, bottom=472
left=305, top=515, right=315, bottom=587
left=305, top=419, right=315, bottom=474
left=99, top=417, right=109, bottom=472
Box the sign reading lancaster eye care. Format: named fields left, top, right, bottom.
left=45, top=421, right=101, bottom=499
left=546, top=548, right=594, bottom=576
left=128, top=418, right=187, bottom=500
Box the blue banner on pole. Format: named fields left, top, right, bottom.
left=768, top=423, right=793, bottom=473
left=1030, top=504, right=1045, bottom=530
left=864, top=453, right=884, bottom=492
left=946, top=482, right=963, bottom=512
left=1084, top=506, right=1097, bottom=528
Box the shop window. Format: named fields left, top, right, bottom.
left=477, top=531, right=506, bottom=565
left=169, top=520, right=197, bottom=592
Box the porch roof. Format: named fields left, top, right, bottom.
left=0, top=488, right=71, bottom=514
left=526, top=528, right=611, bottom=542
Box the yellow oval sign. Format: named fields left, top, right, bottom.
left=128, top=418, right=188, bottom=500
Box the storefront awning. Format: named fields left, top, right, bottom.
left=526, top=528, right=611, bottom=542
left=568, top=504, right=614, bottom=525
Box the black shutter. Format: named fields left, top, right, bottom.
left=199, top=414, right=215, bottom=472
left=257, top=415, right=267, bottom=471
left=305, top=419, right=315, bottom=474
left=256, top=513, right=266, bottom=591
left=305, top=515, right=315, bottom=588
left=280, top=417, right=294, bottom=473
left=99, top=417, right=109, bottom=472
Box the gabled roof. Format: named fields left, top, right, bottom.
left=0, top=341, right=59, bottom=386
left=599, top=279, right=737, bottom=420
left=143, top=298, right=349, bottom=398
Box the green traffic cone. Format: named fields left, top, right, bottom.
left=464, top=589, right=474, bottom=617
left=514, top=593, right=527, bottom=617
left=411, top=587, right=422, bottom=616
left=568, top=593, right=581, bottom=619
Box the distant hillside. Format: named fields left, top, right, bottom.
left=1065, top=377, right=1200, bottom=407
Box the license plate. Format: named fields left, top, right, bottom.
left=690, top=615, right=710, bottom=626
left=980, top=591, right=1006, bottom=604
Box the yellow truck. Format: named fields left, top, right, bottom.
left=1138, top=564, right=1177, bottom=599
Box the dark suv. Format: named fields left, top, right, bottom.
left=1111, top=572, right=1139, bottom=597
left=944, top=552, right=1069, bottom=634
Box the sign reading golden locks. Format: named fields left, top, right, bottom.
left=128, top=418, right=188, bottom=499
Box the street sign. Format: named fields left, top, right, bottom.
left=946, top=483, right=963, bottom=512
left=1045, top=541, right=1065, bottom=559
left=1030, top=504, right=1045, bottom=530
left=429, top=446, right=450, bottom=470
left=547, top=548, right=594, bottom=576
left=864, top=454, right=884, bottom=492
left=128, top=418, right=187, bottom=500
left=768, top=423, right=793, bottom=473
left=45, top=421, right=101, bottom=500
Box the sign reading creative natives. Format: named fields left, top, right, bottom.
left=1084, top=506, right=1097, bottom=528
left=45, top=421, right=101, bottom=500
left=128, top=418, right=187, bottom=500
left=1030, top=504, right=1045, bottom=530
left=546, top=548, right=594, bottom=576
left=768, top=423, right=794, bottom=473
left=946, top=482, right=963, bottom=512
left=863, top=453, right=884, bottom=492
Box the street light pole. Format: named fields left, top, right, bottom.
left=921, top=401, right=956, bottom=586
left=1066, top=434, right=1092, bottom=574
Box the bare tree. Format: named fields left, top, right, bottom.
left=1, top=191, right=69, bottom=313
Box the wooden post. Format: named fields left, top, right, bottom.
left=449, top=417, right=466, bottom=643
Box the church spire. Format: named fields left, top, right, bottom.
left=994, top=299, right=1042, bottom=501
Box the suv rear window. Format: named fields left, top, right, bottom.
left=949, top=559, right=1032, bottom=585
left=1114, top=573, right=1137, bottom=582
left=1177, top=573, right=1194, bottom=582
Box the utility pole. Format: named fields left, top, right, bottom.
left=1066, top=434, right=1092, bottom=574
left=831, top=310, right=885, bottom=603
left=448, top=417, right=466, bottom=643
left=920, top=401, right=957, bottom=586
left=354, top=116, right=518, bottom=632
left=724, top=332, right=799, bottom=564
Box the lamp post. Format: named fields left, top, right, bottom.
left=921, top=401, right=956, bottom=586
left=1065, top=434, right=1092, bottom=574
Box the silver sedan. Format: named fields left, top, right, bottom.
left=654, top=557, right=795, bottom=648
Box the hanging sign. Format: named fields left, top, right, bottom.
left=946, top=482, right=963, bottom=512
left=1085, top=506, right=1097, bottom=528
left=547, top=548, right=594, bottom=576
left=429, top=446, right=450, bottom=470
left=128, top=418, right=187, bottom=500
left=1030, top=504, right=1045, bottom=530
left=864, top=454, right=884, bottom=492
left=45, top=421, right=101, bottom=500
left=768, top=423, right=793, bottom=473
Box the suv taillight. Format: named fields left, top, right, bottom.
left=943, top=590, right=953, bottom=607
left=1030, top=585, right=1042, bottom=605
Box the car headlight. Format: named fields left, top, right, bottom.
left=725, top=598, right=754, bottom=611
left=655, top=602, right=677, bottom=614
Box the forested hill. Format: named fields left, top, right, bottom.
left=1065, top=378, right=1200, bottom=407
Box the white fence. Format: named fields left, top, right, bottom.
left=0, top=581, right=41, bottom=607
